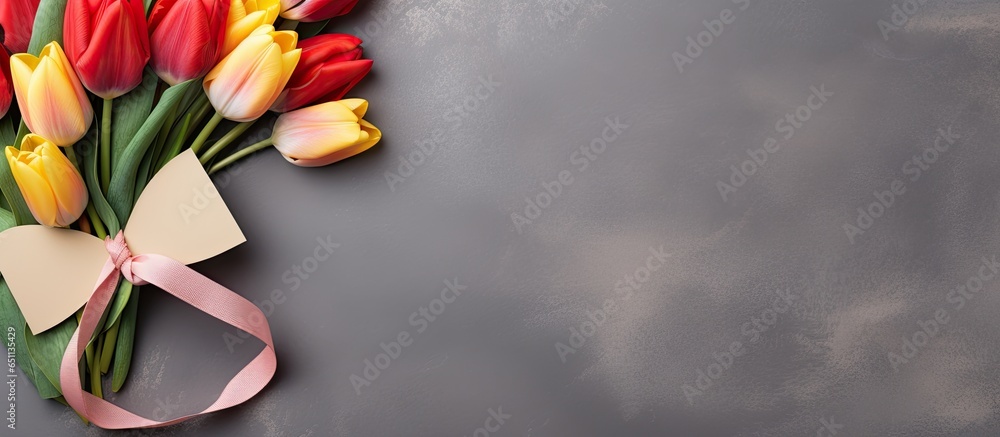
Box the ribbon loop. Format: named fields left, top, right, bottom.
left=60, top=232, right=277, bottom=429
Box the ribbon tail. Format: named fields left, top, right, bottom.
left=59, top=258, right=127, bottom=423
left=132, top=254, right=277, bottom=416
left=58, top=254, right=277, bottom=430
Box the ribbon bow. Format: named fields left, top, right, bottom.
left=0, top=150, right=276, bottom=429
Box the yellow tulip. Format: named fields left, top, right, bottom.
left=222, top=0, right=280, bottom=56
left=6, top=135, right=88, bottom=227
left=205, top=25, right=300, bottom=122
left=9, top=42, right=94, bottom=147
left=272, top=99, right=381, bottom=167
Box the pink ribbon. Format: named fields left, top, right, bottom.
left=59, top=231, right=277, bottom=429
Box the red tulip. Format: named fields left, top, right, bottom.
left=149, top=0, right=231, bottom=85
left=279, top=0, right=358, bottom=22
left=270, top=34, right=372, bottom=113
left=0, top=48, right=11, bottom=118
left=64, top=0, right=151, bottom=99
left=0, top=0, right=41, bottom=54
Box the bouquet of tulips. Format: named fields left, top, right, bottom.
left=0, top=0, right=379, bottom=426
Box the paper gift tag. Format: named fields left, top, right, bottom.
left=0, top=150, right=246, bottom=333
left=0, top=227, right=108, bottom=333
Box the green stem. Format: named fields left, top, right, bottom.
left=187, top=95, right=212, bottom=138
left=66, top=147, right=108, bottom=239
left=278, top=19, right=299, bottom=31
left=91, top=335, right=103, bottom=398
left=100, top=99, right=113, bottom=193
left=155, top=113, right=194, bottom=171
left=100, top=320, right=120, bottom=374
left=84, top=339, right=95, bottom=391
left=189, top=111, right=224, bottom=155
left=13, top=119, right=28, bottom=148
left=85, top=203, right=107, bottom=239
left=208, top=138, right=273, bottom=175
left=157, top=93, right=209, bottom=170
left=199, top=120, right=256, bottom=164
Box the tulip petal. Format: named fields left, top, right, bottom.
left=43, top=43, right=94, bottom=127
left=150, top=0, right=224, bottom=85
left=223, top=11, right=268, bottom=54
left=64, top=0, right=96, bottom=63
left=270, top=48, right=301, bottom=104
left=9, top=54, right=39, bottom=130
left=26, top=57, right=89, bottom=146
left=281, top=0, right=357, bottom=21
left=271, top=30, right=298, bottom=52
left=6, top=139, right=88, bottom=227
left=223, top=0, right=280, bottom=55
left=207, top=24, right=299, bottom=121
left=210, top=38, right=283, bottom=121
left=0, top=0, right=42, bottom=53
left=272, top=58, right=370, bottom=112
left=339, top=98, right=368, bottom=119
left=73, top=0, right=151, bottom=98
left=277, top=121, right=360, bottom=157
left=39, top=151, right=87, bottom=226
left=7, top=149, right=58, bottom=226
left=272, top=101, right=363, bottom=160
left=280, top=120, right=380, bottom=167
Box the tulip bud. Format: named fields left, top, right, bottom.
left=0, top=0, right=41, bottom=54
left=205, top=25, right=300, bottom=122
left=0, top=48, right=12, bottom=118
left=149, top=0, right=232, bottom=85
left=280, top=0, right=357, bottom=22
left=270, top=34, right=372, bottom=113
left=10, top=42, right=94, bottom=146
left=64, top=0, right=151, bottom=99
left=272, top=99, right=381, bottom=167
left=6, top=135, right=88, bottom=227
left=223, top=0, right=280, bottom=56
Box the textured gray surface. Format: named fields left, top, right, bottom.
left=10, top=0, right=1000, bottom=435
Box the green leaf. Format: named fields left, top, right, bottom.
left=0, top=208, right=14, bottom=231
left=22, top=322, right=63, bottom=399
left=107, top=80, right=197, bottom=225
left=13, top=120, right=29, bottom=148
left=76, top=126, right=121, bottom=234
left=0, top=281, right=34, bottom=385
left=298, top=20, right=330, bottom=38
left=0, top=140, right=35, bottom=226
left=24, top=316, right=77, bottom=394
left=134, top=144, right=157, bottom=199
left=27, top=0, right=69, bottom=55
left=112, top=286, right=139, bottom=392
left=112, top=69, right=158, bottom=162
left=0, top=279, right=61, bottom=399
left=0, top=117, right=15, bottom=146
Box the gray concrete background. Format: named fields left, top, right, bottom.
left=11, top=0, right=1000, bottom=435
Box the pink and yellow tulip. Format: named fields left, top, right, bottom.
left=10, top=42, right=94, bottom=146
left=6, top=135, right=88, bottom=227
left=205, top=25, right=300, bottom=122
left=272, top=99, right=381, bottom=167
